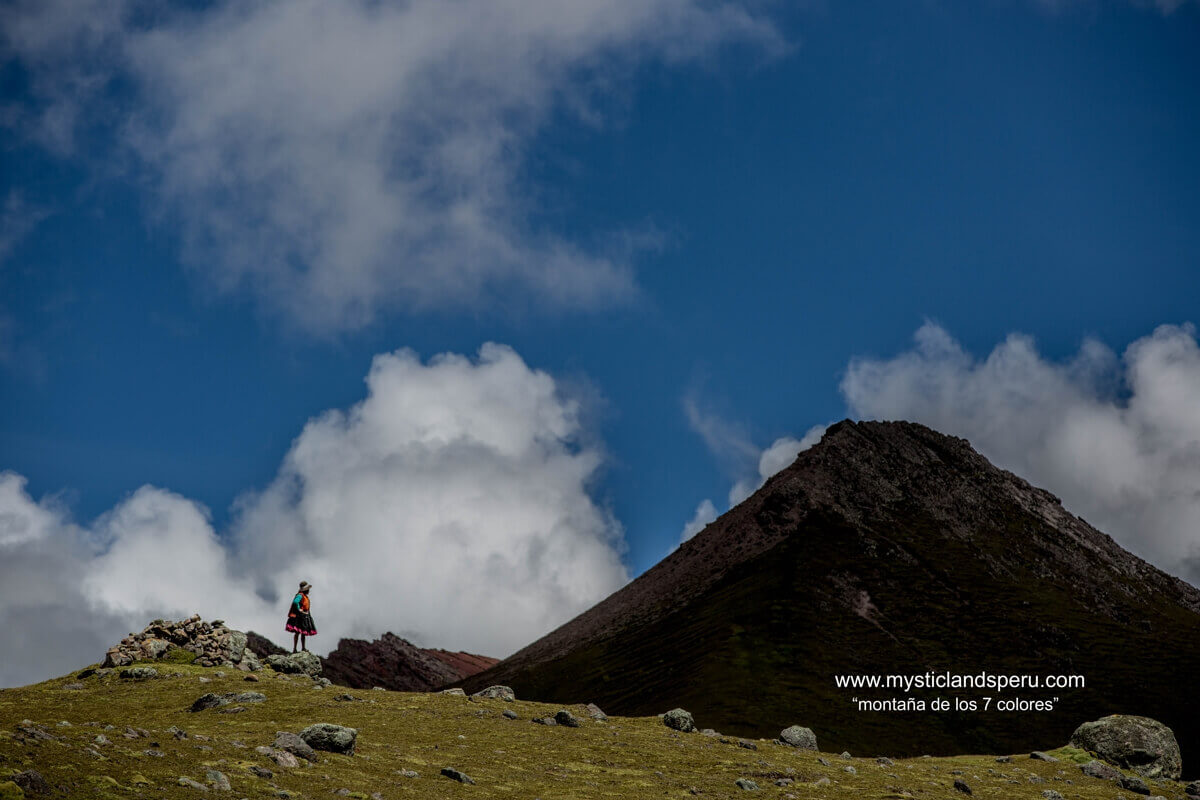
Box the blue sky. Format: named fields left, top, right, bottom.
left=1, top=0, right=1199, bottom=679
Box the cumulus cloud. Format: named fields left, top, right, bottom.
left=1, top=0, right=783, bottom=331
left=680, top=396, right=826, bottom=543
left=0, top=344, right=629, bottom=687
left=842, top=321, right=1200, bottom=583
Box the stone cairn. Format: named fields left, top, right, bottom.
left=102, top=615, right=262, bottom=671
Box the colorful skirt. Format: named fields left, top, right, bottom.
left=286, top=612, right=317, bottom=636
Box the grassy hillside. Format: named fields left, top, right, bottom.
left=0, top=661, right=1190, bottom=799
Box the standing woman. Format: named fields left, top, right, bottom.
left=286, top=581, right=317, bottom=652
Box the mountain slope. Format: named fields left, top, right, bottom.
left=3, top=663, right=1176, bottom=799
left=461, top=419, right=1200, bottom=763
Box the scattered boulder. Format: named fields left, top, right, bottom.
left=265, top=651, right=322, bottom=677
left=299, top=723, right=357, bottom=755
left=1118, top=774, right=1151, bottom=795
left=502, top=709, right=518, bottom=720
left=779, top=725, right=818, bottom=750
left=273, top=731, right=317, bottom=762
left=532, top=716, right=557, bottom=726
left=1041, top=792, right=1064, bottom=800
left=1080, top=759, right=1121, bottom=781
left=10, top=771, right=51, bottom=796
left=953, top=778, right=972, bottom=794
left=119, top=666, right=159, bottom=681
left=247, top=766, right=273, bottom=779
left=189, top=692, right=266, bottom=712
left=663, top=708, right=695, bottom=733
left=1070, top=715, right=1182, bottom=780
left=441, top=768, right=475, bottom=785
left=1030, top=751, right=1059, bottom=762
left=586, top=703, right=607, bottom=720
left=205, top=770, right=231, bottom=792
left=440, top=688, right=466, bottom=696
left=177, top=776, right=208, bottom=791
left=471, top=685, right=515, bottom=701
left=735, top=778, right=759, bottom=790
left=554, top=710, right=581, bottom=728
left=1186, top=779, right=1200, bottom=796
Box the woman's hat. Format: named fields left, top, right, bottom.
left=299, top=581, right=312, bottom=591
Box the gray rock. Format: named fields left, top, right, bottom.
left=662, top=708, right=695, bottom=733
left=735, top=778, right=759, bottom=790
left=994, top=756, right=1011, bottom=763
left=953, top=778, right=972, bottom=794
left=502, top=709, right=518, bottom=720
left=840, top=751, right=852, bottom=759
left=586, top=703, right=607, bottom=720
left=265, top=651, right=322, bottom=677
left=11, top=770, right=52, bottom=796
left=737, top=739, right=757, bottom=750
left=271, top=749, right=299, bottom=769
left=440, top=687, right=466, bottom=696
left=1081, top=759, right=1122, bottom=780
left=1030, top=751, right=1059, bottom=762
left=441, top=767, right=475, bottom=784
left=1041, top=792, right=1064, bottom=800
left=333, top=694, right=359, bottom=702
left=843, top=766, right=857, bottom=775
left=274, top=731, right=318, bottom=762
left=531, top=716, right=557, bottom=725
left=1186, top=779, right=1200, bottom=796
left=1070, top=715, right=1182, bottom=780
left=774, top=778, right=794, bottom=787
left=120, top=667, right=159, bottom=681
left=779, top=725, right=818, bottom=750
left=247, top=765, right=273, bottom=779
left=226, top=630, right=248, bottom=663
left=397, top=769, right=419, bottom=778
left=205, top=770, right=231, bottom=791
left=876, top=756, right=895, bottom=766
left=189, top=693, right=224, bottom=712
left=554, top=709, right=581, bottom=728
left=178, top=776, right=209, bottom=791
left=472, top=685, right=515, bottom=701
left=62, top=682, right=84, bottom=690
left=299, top=723, right=357, bottom=755
left=1118, top=774, right=1151, bottom=795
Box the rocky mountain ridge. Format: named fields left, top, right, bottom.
left=461, top=419, right=1200, bottom=765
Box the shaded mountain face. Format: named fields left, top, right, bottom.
left=247, top=631, right=497, bottom=692
left=461, top=420, right=1200, bottom=766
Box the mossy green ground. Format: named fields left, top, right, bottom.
left=0, top=664, right=1187, bottom=799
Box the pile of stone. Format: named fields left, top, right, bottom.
left=102, top=615, right=261, bottom=671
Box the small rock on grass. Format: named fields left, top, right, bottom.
left=735, top=778, right=759, bottom=790
left=1081, top=760, right=1121, bottom=780
left=554, top=710, right=580, bottom=728
left=440, top=768, right=475, bottom=785
left=178, top=776, right=208, bottom=791
left=1041, top=791, right=1065, bottom=800
left=299, top=723, right=356, bottom=755
left=205, top=770, right=231, bottom=791
left=779, top=725, right=818, bottom=750
left=397, top=769, right=419, bottom=778
left=502, top=709, right=518, bottom=720
left=11, top=770, right=52, bottom=795
left=274, top=731, right=317, bottom=761
left=586, top=703, right=607, bottom=720
left=1030, top=751, right=1059, bottom=762
left=953, top=778, right=972, bottom=795
left=662, top=708, right=695, bottom=733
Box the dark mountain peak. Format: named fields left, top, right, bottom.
left=463, top=419, right=1200, bottom=761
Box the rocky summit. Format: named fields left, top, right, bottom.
left=102, top=615, right=261, bottom=672
left=462, top=420, right=1200, bottom=763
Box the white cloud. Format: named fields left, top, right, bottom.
left=1, top=0, right=783, bottom=331
left=842, top=321, right=1200, bottom=583
left=0, top=344, right=630, bottom=687
left=680, top=395, right=826, bottom=543
left=680, top=498, right=718, bottom=542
